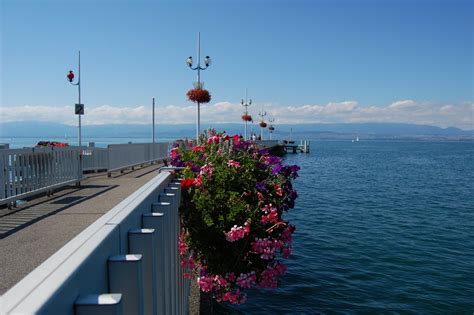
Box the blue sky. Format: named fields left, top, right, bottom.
left=1, top=0, right=473, bottom=129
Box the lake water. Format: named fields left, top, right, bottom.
left=3, top=138, right=473, bottom=313
left=220, top=140, right=474, bottom=314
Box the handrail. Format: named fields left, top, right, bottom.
left=1, top=170, right=189, bottom=315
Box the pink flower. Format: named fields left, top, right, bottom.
left=232, top=134, right=240, bottom=145
left=236, top=271, right=256, bottom=289
left=200, top=163, right=213, bottom=178
left=225, top=222, right=250, bottom=242
left=227, top=160, right=241, bottom=168
left=261, top=209, right=279, bottom=224
left=197, top=275, right=214, bottom=292
left=170, top=147, right=179, bottom=159
left=251, top=237, right=283, bottom=260
left=192, top=145, right=204, bottom=153
left=193, top=175, right=202, bottom=186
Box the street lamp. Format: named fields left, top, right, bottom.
left=186, top=32, right=211, bottom=144
left=258, top=106, right=267, bottom=140
left=241, top=89, right=252, bottom=140
left=268, top=117, right=275, bottom=140
left=67, top=51, right=83, bottom=147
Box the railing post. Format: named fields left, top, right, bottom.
left=142, top=212, right=167, bottom=315
left=108, top=254, right=144, bottom=315
left=128, top=229, right=157, bottom=315
left=0, top=152, right=5, bottom=199
left=74, top=293, right=123, bottom=315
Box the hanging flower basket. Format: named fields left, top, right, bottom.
left=259, top=121, right=267, bottom=128
left=268, top=125, right=275, bottom=131
left=241, top=114, right=253, bottom=122
left=171, top=131, right=300, bottom=305
left=187, top=89, right=211, bottom=103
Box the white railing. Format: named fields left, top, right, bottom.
left=107, top=143, right=170, bottom=176
left=0, top=147, right=81, bottom=206
left=0, top=170, right=190, bottom=315
left=82, top=147, right=108, bottom=172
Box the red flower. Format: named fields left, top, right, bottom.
left=232, top=134, right=240, bottom=145
left=187, top=89, right=211, bottom=103
left=181, top=178, right=195, bottom=188
left=241, top=114, right=252, bottom=122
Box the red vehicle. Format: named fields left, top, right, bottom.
left=36, top=141, right=69, bottom=147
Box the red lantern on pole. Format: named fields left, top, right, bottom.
left=67, top=70, right=75, bottom=82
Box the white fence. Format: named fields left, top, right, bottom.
left=0, top=170, right=190, bottom=315
left=107, top=143, right=170, bottom=176
left=82, top=147, right=108, bottom=172
left=0, top=143, right=172, bottom=206
left=0, top=147, right=81, bottom=206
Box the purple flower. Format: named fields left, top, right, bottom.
left=271, top=165, right=282, bottom=174
left=255, top=181, right=266, bottom=191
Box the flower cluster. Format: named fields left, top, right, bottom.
left=187, top=88, right=211, bottom=103
left=172, top=130, right=299, bottom=304
left=241, top=114, right=253, bottom=122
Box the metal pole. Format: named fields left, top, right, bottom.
left=196, top=32, right=201, bottom=144
left=152, top=97, right=155, bottom=144
left=78, top=50, right=82, bottom=147
left=245, top=89, right=248, bottom=141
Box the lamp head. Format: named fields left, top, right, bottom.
left=186, top=56, right=193, bottom=67
left=204, top=56, right=211, bottom=67
left=67, top=70, right=74, bottom=82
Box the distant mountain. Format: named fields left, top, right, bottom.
left=0, top=121, right=472, bottom=140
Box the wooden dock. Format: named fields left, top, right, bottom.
left=282, top=140, right=310, bottom=153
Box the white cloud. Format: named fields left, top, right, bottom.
left=1, top=100, right=473, bottom=130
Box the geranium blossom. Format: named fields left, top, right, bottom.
left=227, top=160, right=241, bottom=168
left=225, top=222, right=250, bottom=242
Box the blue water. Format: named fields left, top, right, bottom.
left=222, top=140, right=474, bottom=314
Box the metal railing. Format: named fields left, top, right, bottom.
left=0, top=170, right=190, bottom=315
left=107, top=143, right=170, bottom=176
left=0, top=147, right=81, bottom=206
left=82, top=147, right=108, bottom=172
left=0, top=143, right=172, bottom=205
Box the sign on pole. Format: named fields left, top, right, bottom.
left=75, top=103, right=84, bottom=115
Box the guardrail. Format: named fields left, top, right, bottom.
left=82, top=147, right=108, bottom=172
left=107, top=143, right=170, bottom=177
left=0, top=170, right=190, bottom=315
left=0, top=147, right=81, bottom=206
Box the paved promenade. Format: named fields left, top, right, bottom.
left=0, top=163, right=164, bottom=294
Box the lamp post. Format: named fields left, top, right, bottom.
left=186, top=32, right=211, bottom=144
left=268, top=117, right=275, bottom=140
left=258, top=106, right=267, bottom=140
left=241, top=89, right=252, bottom=140
left=67, top=51, right=83, bottom=147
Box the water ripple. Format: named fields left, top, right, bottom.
left=224, top=141, right=474, bottom=314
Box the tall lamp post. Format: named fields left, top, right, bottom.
left=268, top=117, right=275, bottom=140
left=186, top=32, right=211, bottom=144
left=241, top=89, right=252, bottom=140
left=258, top=106, right=267, bottom=140
left=67, top=51, right=83, bottom=147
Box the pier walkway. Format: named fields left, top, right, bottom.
left=0, top=163, right=163, bottom=295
